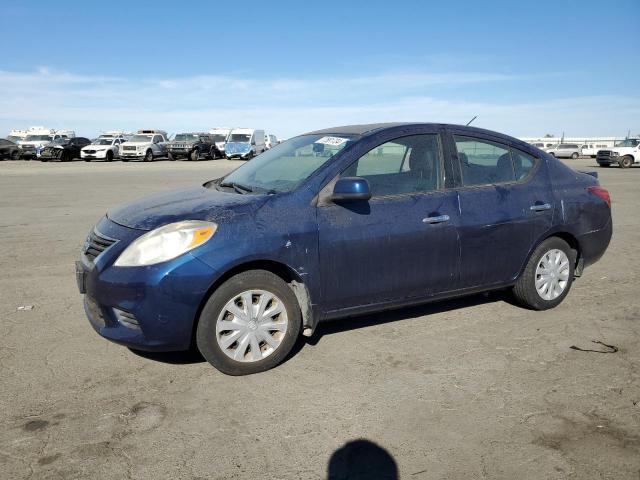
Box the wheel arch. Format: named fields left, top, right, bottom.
left=517, top=230, right=582, bottom=281
left=190, top=259, right=315, bottom=348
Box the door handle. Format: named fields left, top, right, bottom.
left=530, top=203, right=551, bottom=212
left=422, top=214, right=450, bottom=224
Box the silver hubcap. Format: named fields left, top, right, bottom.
left=215, top=290, right=288, bottom=362
left=535, top=249, right=570, bottom=301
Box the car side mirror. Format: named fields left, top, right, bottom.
left=331, top=177, right=371, bottom=203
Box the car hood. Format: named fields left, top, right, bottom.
left=122, top=141, right=152, bottom=147
left=83, top=144, right=109, bottom=150
left=107, top=185, right=270, bottom=231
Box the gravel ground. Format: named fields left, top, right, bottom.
left=0, top=157, right=638, bottom=479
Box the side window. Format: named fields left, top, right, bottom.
left=342, top=134, right=442, bottom=197
left=510, top=149, right=536, bottom=180
left=454, top=136, right=515, bottom=186
left=153, top=135, right=161, bottom=143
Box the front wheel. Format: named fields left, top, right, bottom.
left=144, top=150, right=153, bottom=162
left=209, top=147, right=216, bottom=159
left=196, top=270, right=301, bottom=375
left=190, top=149, right=200, bottom=161
left=571, top=152, right=579, bottom=159
left=619, top=156, right=633, bottom=169
left=106, top=151, right=113, bottom=162
left=512, top=237, right=575, bottom=310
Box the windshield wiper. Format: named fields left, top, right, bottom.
left=219, top=181, right=254, bottom=194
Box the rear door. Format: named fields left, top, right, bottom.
left=445, top=129, right=553, bottom=288
left=317, top=130, right=460, bottom=312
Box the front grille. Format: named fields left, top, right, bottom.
left=123, top=146, right=136, bottom=151
left=21, top=145, right=35, bottom=151
left=83, top=229, right=117, bottom=262
left=84, top=150, right=96, bottom=154
left=597, top=150, right=612, bottom=157
left=113, top=308, right=140, bottom=330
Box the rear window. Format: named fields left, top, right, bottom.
left=454, top=135, right=537, bottom=186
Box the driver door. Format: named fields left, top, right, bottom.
left=317, top=133, right=460, bottom=313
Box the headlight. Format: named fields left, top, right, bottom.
left=114, top=220, right=217, bottom=267
left=612, top=152, right=619, bottom=157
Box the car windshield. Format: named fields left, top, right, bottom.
left=229, top=133, right=251, bottom=142
left=25, top=135, right=51, bottom=141
left=216, top=134, right=356, bottom=193
left=174, top=134, right=198, bottom=141
left=6, top=136, right=20, bottom=143
left=130, top=135, right=153, bottom=142
left=211, top=134, right=227, bottom=142
left=615, top=139, right=638, bottom=147
left=94, top=139, right=113, bottom=145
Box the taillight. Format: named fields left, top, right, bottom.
left=587, top=186, right=611, bottom=208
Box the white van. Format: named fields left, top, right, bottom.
left=209, top=127, right=232, bottom=157
left=224, top=128, right=266, bottom=160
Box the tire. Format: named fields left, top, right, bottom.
left=167, top=152, right=175, bottom=161
left=10, top=150, right=19, bottom=160
left=209, top=147, right=216, bottom=159
left=190, top=149, right=200, bottom=161
left=106, top=151, right=113, bottom=162
left=571, top=152, right=578, bottom=159
left=512, top=237, right=575, bottom=310
left=196, top=270, right=302, bottom=375
left=144, top=150, right=153, bottom=162
left=549, top=152, right=556, bottom=157
left=619, top=156, right=633, bottom=169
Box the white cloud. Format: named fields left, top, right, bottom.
left=0, top=68, right=637, bottom=138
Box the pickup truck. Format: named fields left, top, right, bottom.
left=596, top=138, right=640, bottom=168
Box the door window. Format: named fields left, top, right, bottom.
left=510, top=149, right=536, bottom=180
left=342, top=134, right=442, bottom=197
left=454, top=136, right=515, bottom=186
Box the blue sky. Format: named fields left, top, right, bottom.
left=1, top=0, right=638, bottom=139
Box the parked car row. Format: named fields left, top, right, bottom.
left=522, top=138, right=640, bottom=169
left=2, top=127, right=280, bottom=162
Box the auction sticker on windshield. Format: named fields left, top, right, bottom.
left=315, top=136, right=349, bottom=146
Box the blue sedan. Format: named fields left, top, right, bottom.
left=76, top=123, right=612, bottom=375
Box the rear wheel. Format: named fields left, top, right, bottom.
left=619, top=156, right=633, bottom=169
left=196, top=270, right=301, bottom=375
left=512, top=237, right=575, bottom=310
left=144, top=150, right=153, bottom=162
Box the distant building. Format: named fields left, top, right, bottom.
left=519, top=136, right=626, bottom=149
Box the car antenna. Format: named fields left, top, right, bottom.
left=466, top=116, right=477, bottom=126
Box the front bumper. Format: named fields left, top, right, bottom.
left=81, top=150, right=108, bottom=160
left=226, top=151, right=252, bottom=159
left=167, top=147, right=192, bottom=158
left=596, top=155, right=618, bottom=166
left=120, top=151, right=146, bottom=160
left=76, top=217, right=220, bottom=351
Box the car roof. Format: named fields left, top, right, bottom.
left=302, top=122, right=538, bottom=154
